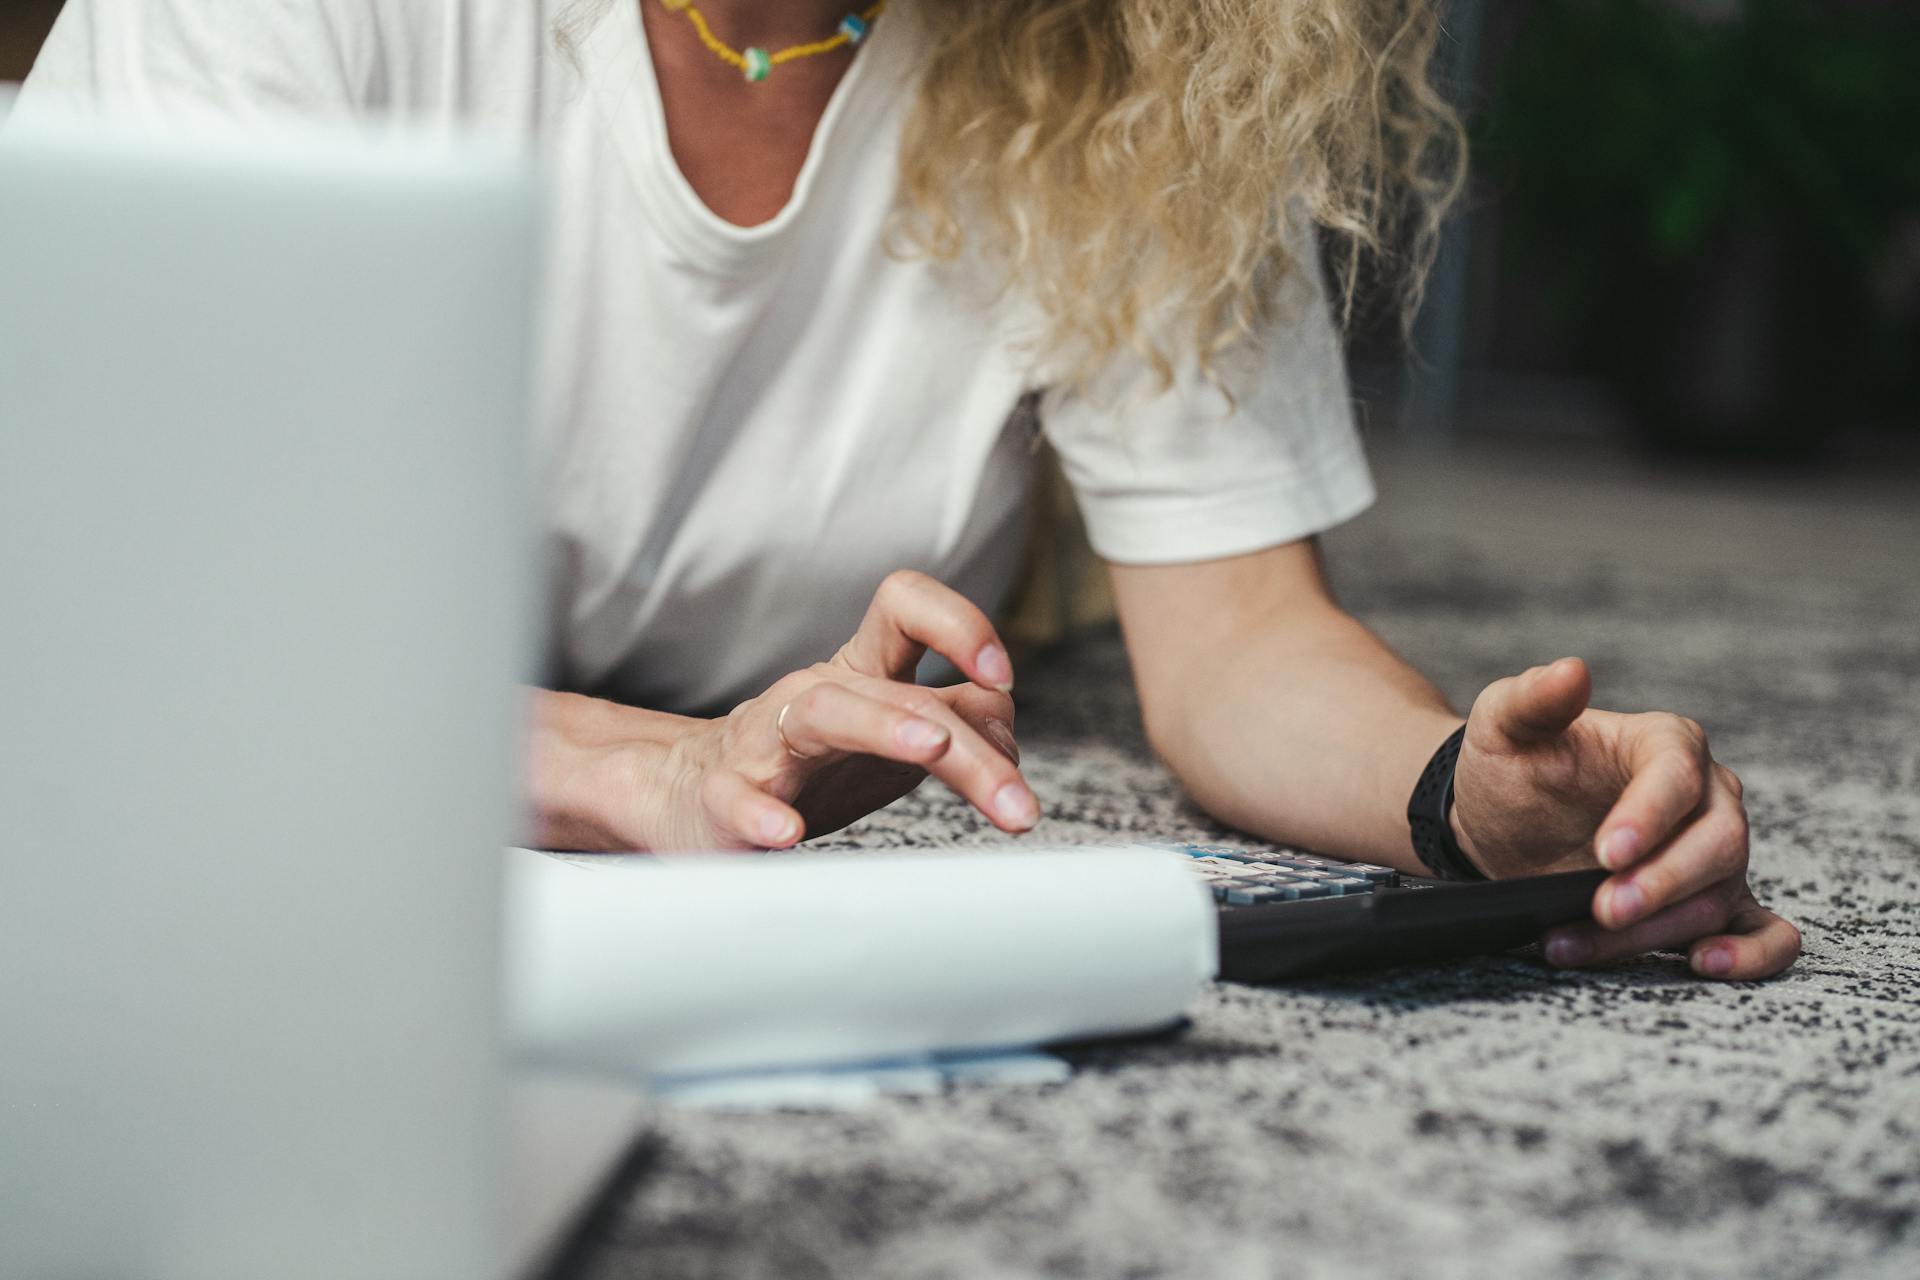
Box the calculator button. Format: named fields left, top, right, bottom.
left=1221, top=851, right=1301, bottom=867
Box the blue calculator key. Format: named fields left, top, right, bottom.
left=1225, top=885, right=1285, bottom=906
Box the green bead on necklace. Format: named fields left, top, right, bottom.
left=662, top=1, right=886, bottom=85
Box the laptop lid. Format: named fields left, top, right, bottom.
left=0, top=109, right=541, bottom=1279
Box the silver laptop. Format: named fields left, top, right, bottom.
left=0, top=104, right=645, bottom=1279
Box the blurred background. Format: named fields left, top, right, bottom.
left=7, top=0, right=1916, bottom=623
left=1374, top=0, right=1920, bottom=467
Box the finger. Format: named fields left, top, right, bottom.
left=775, top=681, right=955, bottom=765
left=1474, top=657, right=1592, bottom=748
left=1688, top=901, right=1802, bottom=980
left=1594, top=768, right=1745, bottom=929
left=857, top=677, right=1038, bottom=832
left=1542, top=880, right=1737, bottom=969
left=697, top=767, right=805, bottom=850
left=838, top=569, right=1015, bottom=692
left=937, top=683, right=1020, bottom=764
left=1591, top=714, right=1712, bottom=871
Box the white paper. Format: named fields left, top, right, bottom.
left=640, top=1050, right=1075, bottom=1111
left=502, top=847, right=1217, bottom=1082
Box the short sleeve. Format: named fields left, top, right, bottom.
left=1040, top=239, right=1375, bottom=566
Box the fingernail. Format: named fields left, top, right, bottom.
left=1545, top=931, right=1594, bottom=967
left=976, top=644, right=1015, bottom=692
left=898, top=718, right=949, bottom=752
left=994, top=782, right=1038, bottom=830
left=1697, top=947, right=1734, bottom=978
left=1598, top=826, right=1641, bottom=870
left=985, top=719, right=1020, bottom=764
left=1607, top=881, right=1647, bottom=926
left=759, top=811, right=798, bottom=846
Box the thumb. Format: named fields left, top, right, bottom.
left=1477, top=657, right=1592, bottom=747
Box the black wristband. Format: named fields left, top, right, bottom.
left=1407, top=725, right=1487, bottom=882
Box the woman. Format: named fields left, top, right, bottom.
left=21, top=0, right=1799, bottom=979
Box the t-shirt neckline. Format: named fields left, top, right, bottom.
left=580, top=0, right=904, bottom=271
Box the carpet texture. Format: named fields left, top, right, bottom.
left=565, top=502, right=1920, bottom=1280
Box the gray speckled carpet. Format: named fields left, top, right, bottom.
left=565, top=453, right=1920, bottom=1280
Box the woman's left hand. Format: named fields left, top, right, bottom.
left=1449, top=656, right=1801, bottom=980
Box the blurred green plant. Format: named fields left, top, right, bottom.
left=1478, top=0, right=1920, bottom=428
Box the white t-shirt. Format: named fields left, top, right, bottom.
left=21, top=0, right=1375, bottom=714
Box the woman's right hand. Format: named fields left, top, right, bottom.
left=527, top=571, right=1037, bottom=852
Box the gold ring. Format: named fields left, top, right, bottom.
left=775, top=702, right=811, bottom=760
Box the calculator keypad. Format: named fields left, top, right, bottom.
left=1137, top=840, right=1400, bottom=908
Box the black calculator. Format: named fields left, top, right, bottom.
left=1133, top=840, right=1608, bottom=983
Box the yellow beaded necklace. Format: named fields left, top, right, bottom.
left=661, top=0, right=888, bottom=83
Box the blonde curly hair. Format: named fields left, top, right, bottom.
left=562, top=0, right=1464, bottom=391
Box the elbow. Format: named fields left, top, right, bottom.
left=1139, top=696, right=1270, bottom=840
left=1139, top=699, right=1205, bottom=797
left=1136, top=693, right=1182, bottom=773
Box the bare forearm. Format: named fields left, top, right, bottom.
left=1110, top=543, right=1460, bottom=871
left=1136, top=608, right=1459, bottom=868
